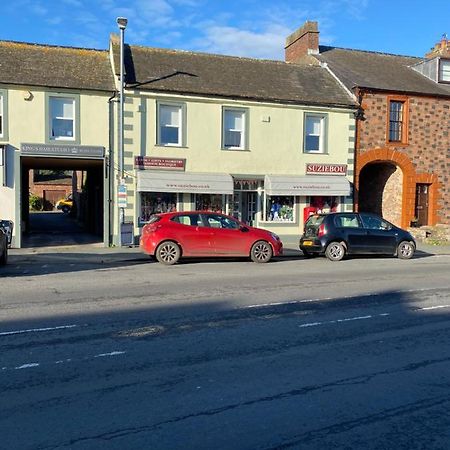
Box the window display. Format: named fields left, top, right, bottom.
left=195, top=194, right=224, bottom=212
left=140, top=192, right=177, bottom=222
left=266, top=196, right=294, bottom=222
left=310, top=196, right=339, bottom=214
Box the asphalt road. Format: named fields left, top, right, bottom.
left=1, top=250, right=450, bottom=449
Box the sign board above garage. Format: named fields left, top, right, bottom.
left=21, top=143, right=105, bottom=158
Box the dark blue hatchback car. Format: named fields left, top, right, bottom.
left=300, top=212, right=416, bottom=261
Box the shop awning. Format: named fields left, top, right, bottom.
left=137, top=171, right=234, bottom=194
left=264, top=175, right=351, bottom=196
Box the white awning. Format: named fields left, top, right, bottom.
left=265, top=175, right=351, bottom=196
left=137, top=171, right=234, bottom=194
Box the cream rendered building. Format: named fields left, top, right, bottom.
left=109, top=36, right=357, bottom=240
left=0, top=41, right=115, bottom=247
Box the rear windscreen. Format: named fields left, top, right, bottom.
left=305, top=215, right=325, bottom=227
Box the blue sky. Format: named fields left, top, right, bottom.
left=1, top=0, right=448, bottom=59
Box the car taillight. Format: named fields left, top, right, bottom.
left=317, top=223, right=327, bottom=237
left=143, top=224, right=161, bottom=235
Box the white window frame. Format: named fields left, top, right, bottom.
left=222, top=107, right=248, bottom=150
left=0, top=90, right=7, bottom=140
left=157, top=102, right=185, bottom=147
left=439, top=59, right=450, bottom=83
left=0, top=92, right=3, bottom=139
left=303, top=113, right=328, bottom=154
left=49, top=97, right=76, bottom=141
left=46, top=93, right=80, bottom=144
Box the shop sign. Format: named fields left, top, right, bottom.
left=118, top=183, right=127, bottom=208
left=21, top=143, right=104, bottom=158
left=306, top=163, right=347, bottom=176
left=135, top=156, right=186, bottom=171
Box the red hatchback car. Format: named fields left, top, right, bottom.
left=140, top=211, right=283, bottom=265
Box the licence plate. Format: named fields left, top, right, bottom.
left=303, top=240, right=313, bottom=246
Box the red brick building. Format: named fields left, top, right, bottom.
left=286, top=22, right=450, bottom=228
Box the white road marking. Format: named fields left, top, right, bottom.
left=0, top=325, right=78, bottom=337
left=94, top=351, right=126, bottom=358
left=299, top=313, right=390, bottom=328
left=15, top=363, right=40, bottom=370
left=419, top=305, right=450, bottom=311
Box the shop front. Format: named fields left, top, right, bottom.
left=136, top=169, right=234, bottom=225
left=262, top=174, right=351, bottom=233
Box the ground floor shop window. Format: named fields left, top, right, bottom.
left=195, top=194, right=225, bottom=212
left=140, top=192, right=177, bottom=222
left=266, top=196, right=294, bottom=222
left=310, top=196, right=339, bottom=213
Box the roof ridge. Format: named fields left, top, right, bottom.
left=126, top=44, right=299, bottom=66
left=319, top=45, right=423, bottom=60
left=0, top=39, right=107, bottom=53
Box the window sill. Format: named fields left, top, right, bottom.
left=386, top=141, right=408, bottom=147
left=221, top=147, right=250, bottom=152
left=155, top=144, right=188, bottom=149
left=303, top=151, right=329, bottom=155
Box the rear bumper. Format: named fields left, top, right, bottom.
left=299, top=237, right=325, bottom=254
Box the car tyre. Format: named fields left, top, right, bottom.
left=397, top=241, right=415, bottom=259
left=325, top=242, right=345, bottom=261
left=250, top=240, right=273, bottom=263
left=0, top=246, right=7, bottom=266
left=62, top=206, right=70, bottom=214
left=156, top=241, right=181, bottom=265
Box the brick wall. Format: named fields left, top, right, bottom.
left=356, top=92, right=450, bottom=226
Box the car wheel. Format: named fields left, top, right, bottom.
left=250, top=240, right=273, bottom=263
left=62, top=206, right=70, bottom=214
left=156, top=241, right=181, bottom=265
left=397, top=241, right=415, bottom=259
left=325, top=242, right=345, bottom=261
left=0, top=246, right=7, bottom=266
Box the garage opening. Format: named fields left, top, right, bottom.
left=359, top=162, right=403, bottom=226
left=21, top=156, right=106, bottom=248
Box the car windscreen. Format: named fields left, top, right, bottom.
left=305, top=215, right=325, bottom=227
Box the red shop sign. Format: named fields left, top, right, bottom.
left=306, top=163, right=347, bottom=176
left=135, top=156, right=186, bottom=171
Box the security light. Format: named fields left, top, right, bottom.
left=116, top=17, right=128, bottom=30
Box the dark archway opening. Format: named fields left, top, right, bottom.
left=21, top=157, right=104, bottom=247
left=359, top=162, right=403, bottom=225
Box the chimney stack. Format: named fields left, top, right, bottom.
left=425, top=34, right=450, bottom=58
left=285, top=21, right=319, bottom=63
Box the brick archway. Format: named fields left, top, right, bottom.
left=355, top=148, right=438, bottom=228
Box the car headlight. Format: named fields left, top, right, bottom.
left=270, top=232, right=280, bottom=241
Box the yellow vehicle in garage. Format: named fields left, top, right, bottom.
left=55, top=194, right=73, bottom=214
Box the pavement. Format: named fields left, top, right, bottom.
left=8, top=234, right=450, bottom=266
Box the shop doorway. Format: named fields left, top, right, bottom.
left=359, top=162, right=403, bottom=225
left=20, top=156, right=106, bottom=248
left=232, top=191, right=257, bottom=225
left=415, top=184, right=429, bottom=226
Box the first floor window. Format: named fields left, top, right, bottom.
left=158, top=103, right=183, bottom=146
left=140, top=192, right=177, bottom=222
left=195, top=194, right=224, bottom=212
left=0, top=92, right=3, bottom=137
left=266, top=196, right=294, bottom=222
left=388, top=100, right=405, bottom=142
left=50, top=97, right=75, bottom=140
left=304, top=114, right=327, bottom=153
left=223, top=108, right=246, bottom=149
left=439, top=59, right=450, bottom=82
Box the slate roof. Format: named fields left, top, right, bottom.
left=111, top=40, right=356, bottom=108
left=316, top=46, right=450, bottom=97
left=0, top=40, right=115, bottom=92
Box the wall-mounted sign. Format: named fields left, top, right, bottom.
left=306, top=163, right=347, bottom=176
left=135, top=156, right=186, bottom=171
left=21, top=143, right=105, bottom=158
left=118, top=183, right=127, bottom=208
